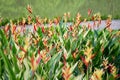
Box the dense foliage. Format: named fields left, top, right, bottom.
left=0, top=5, right=120, bottom=80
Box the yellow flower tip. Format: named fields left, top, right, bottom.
left=64, top=13, right=67, bottom=17
left=91, top=68, right=104, bottom=80
left=84, top=47, right=93, bottom=56
left=84, top=18, right=87, bottom=22
left=24, top=37, right=30, bottom=50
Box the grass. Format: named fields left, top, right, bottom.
left=0, top=0, right=120, bottom=19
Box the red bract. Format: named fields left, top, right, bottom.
left=106, top=20, right=111, bottom=28
left=4, top=24, right=10, bottom=33
left=41, top=26, right=45, bottom=33
left=62, top=64, right=71, bottom=80
left=88, top=23, right=91, bottom=29
left=31, top=55, right=35, bottom=71
left=16, top=42, right=27, bottom=53
left=34, top=23, right=37, bottom=31
left=91, top=16, right=95, bottom=21
left=88, top=9, right=92, bottom=16
left=28, top=15, right=32, bottom=24
left=12, top=24, right=17, bottom=34
left=80, top=56, right=89, bottom=68
left=69, top=25, right=73, bottom=31
left=36, top=56, right=41, bottom=65
left=20, top=46, right=27, bottom=53
left=36, top=16, right=41, bottom=25
left=16, top=56, right=23, bottom=64
left=72, top=48, right=78, bottom=59
left=36, top=50, right=42, bottom=64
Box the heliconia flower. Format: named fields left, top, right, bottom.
left=44, top=57, right=51, bottom=63
left=31, top=55, right=36, bottom=71
left=17, top=27, right=21, bottom=33
left=64, top=13, right=67, bottom=17
left=53, top=18, right=59, bottom=25
left=62, top=53, right=67, bottom=66
left=17, top=51, right=25, bottom=64
left=63, top=53, right=67, bottom=60
left=84, top=47, right=93, bottom=57
left=16, top=37, right=29, bottom=54
left=27, top=4, right=32, bottom=14
left=11, top=23, right=17, bottom=34
left=106, top=19, right=111, bottom=28
left=90, top=68, right=104, bottom=80
left=72, top=48, right=78, bottom=59
left=14, top=33, right=20, bottom=42
left=32, top=38, right=38, bottom=45
left=28, top=15, right=32, bottom=24
left=48, top=19, right=53, bottom=27
left=88, top=9, right=92, bottom=16
left=76, top=13, right=81, bottom=20
left=68, top=25, right=73, bottom=31
left=72, top=31, right=76, bottom=37
left=62, top=64, right=72, bottom=80
left=64, top=13, right=67, bottom=22
left=42, top=37, right=48, bottom=46
left=30, top=50, right=42, bottom=72
left=101, top=45, right=104, bottom=53
left=22, top=18, right=26, bottom=27
left=84, top=18, right=87, bottom=22
left=36, top=16, right=41, bottom=25
left=4, top=24, right=10, bottom=33
left=44, top=17, right=47, bottom=23
left=80, top=56, right=88, bottom=67
left=56, top=42, right=61, bottom=52
left=41, top=26, right=45, bottom=33
left=88, top=23, right=91, bottom=29
left=24, top=37, right=30, bottom=49
left=107, top=64, right=117, bottom=78
left=80, top=47, right=95, bottom=67
left=19, top=46, right=27, bottom=53
left=63, top=32, right=68, bottom=39
left=91, top=16, right=95, bottom=21
left=33, top=23, right=37, bottom=31
left=48, top=30, right=53, bottom=37
left=67, top=12, right=70, bottom=18
left=39, top=49, right=51, bottom=64
left=102, top=58, right=109, bottom=69
left=34, top=37, right=40, bottom=45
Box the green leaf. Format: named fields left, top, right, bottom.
left=48, top=52, right=62, bottom=79
left=70, top=62, right=78, bottom=73
left=0, top=29, right=8, bottom=49
left=0, top=49, right=16, bottom=80
left=65, top=38, right=71, bottom=52
left=12, top=54, right=20, bottom=74
left=37, top=27, right=43, bottom=38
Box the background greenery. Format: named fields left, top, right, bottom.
left=0, top=0, right=120, bottom=19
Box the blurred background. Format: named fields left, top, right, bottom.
left=0, top=0, right=120, bottom=19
